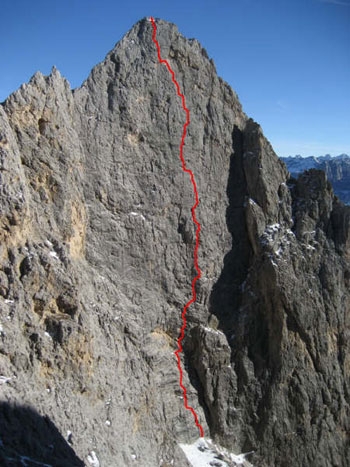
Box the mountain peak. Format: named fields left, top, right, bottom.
left=281, top=154, right=350, bottom=204
left=0, top=18, right=349, bottom=467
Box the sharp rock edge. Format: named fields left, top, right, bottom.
left=0, top=17, right=349, bottom=467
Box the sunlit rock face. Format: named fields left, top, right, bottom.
left=0, top=18, right=349, bottom=467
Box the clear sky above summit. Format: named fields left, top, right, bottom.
left=1, top=0, right=349, bottom=157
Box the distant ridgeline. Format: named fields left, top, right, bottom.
left=281, top=154, right=350, bottom=205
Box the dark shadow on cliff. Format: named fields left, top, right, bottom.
left=208, top=126, right=252, bottom=340
left=0, top=402, right=84, bottom=467
left=183, top=126, right=253, bottom=436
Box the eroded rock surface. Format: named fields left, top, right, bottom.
left=282, top=154, right=350, bottom=205
left=0, top=18, right=349, bottom=466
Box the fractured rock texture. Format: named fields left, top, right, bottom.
left=0, top=18, right=349, bottom=466
left=282, top=154, right=350, bottom=205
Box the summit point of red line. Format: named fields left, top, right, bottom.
left=150, top=17, right=204, bottom=438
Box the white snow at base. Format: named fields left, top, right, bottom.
left=180, top=438, right=225, bottom=466
left=179, top=438, right=252, bottom=467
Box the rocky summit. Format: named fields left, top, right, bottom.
left=281, top=154, right=350, bottom=205
left=0, top=17, right=349, bottom=467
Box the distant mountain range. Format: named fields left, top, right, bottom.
left=281, top=154, right=350, bottom=205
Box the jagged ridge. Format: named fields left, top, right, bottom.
left=0, top=18, right=349, bottom=467
left=281, top=154, right=350, bottom=205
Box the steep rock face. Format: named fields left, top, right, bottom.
left=0, top=17, right=349, bottom=467
left=189, top=123, right=350, bottom=467
left=0, top=18, right=245, bottom=467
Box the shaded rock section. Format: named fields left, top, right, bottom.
left=0, top=17, right=349, bottom=467
left=0, top=402, right=84, bottom=466
left=189, top=122, right=350, bottom=466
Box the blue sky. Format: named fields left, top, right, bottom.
left=1, top=0, right=349, bottom=157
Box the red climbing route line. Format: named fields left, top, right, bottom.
left=150, top=17, right=204, bottom=438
